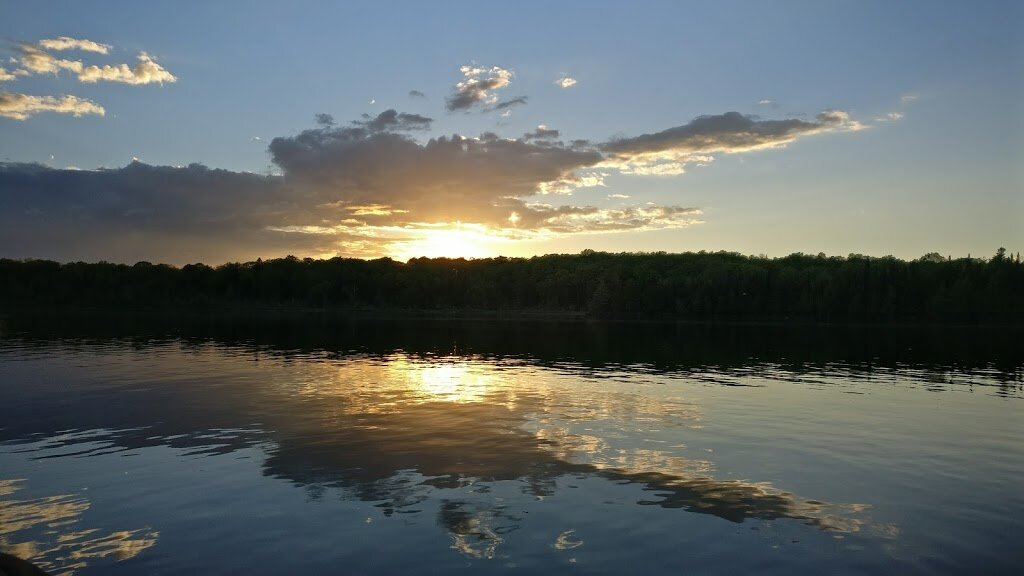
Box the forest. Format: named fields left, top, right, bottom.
left=0, top=249, right=1021, bottom=324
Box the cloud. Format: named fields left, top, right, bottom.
left=555, top=76, right=577, bottom=89
left=77, top=52, right=176, bottom=85
left=0, top=162, right=307, bottom=263
left=900, top=94, right=919, bottom=103
left=409, top=90, right=427, bottom=99
left=0, top=67, right=17, bottom=81
left=0, top=92, right=105, bottom=120
left=16, top=42, right=176, bottom=85
left=446, top=65, right=513, bottom=112
left=265, top=117, right=701, bottom=239
left=357, top=109, right=433, bottom=132
left=1, top=106, right=864, bottom=262
left=601, top=110, right=863, bottom=175
left=522, top=124, right=560, bottom=141
left=38, top=37, right=111, bottom=54
left=268, top=120, right=607, bottom=228
left=491, top=96, right=528, bottom=111
left=875, top=111, right=904, bottom=122
left=17, top=44, right=83, bottom=75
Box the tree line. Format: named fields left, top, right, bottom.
left=1, top=249, right=1020, bottom=323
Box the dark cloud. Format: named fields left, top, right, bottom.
left=491, top=96, right=528, bottom=111
left=523, top=125, right=560, bottom=141
left=0, top=162, right=334, bottom=264
left=314, top=113, right=335, bottom=127
left=600, top=110, right=862, bottom=174
left=268, top=123, right=609, bottom=227
left=408, top=90, right=427, bottom=99
left=446, top=65, right=513, bottom=112
left=357, top=109, right=433, bottom=132
left=603, top=111, right=859, bottom=156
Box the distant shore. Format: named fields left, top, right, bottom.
left=2, top=250, right=1021, bottom=325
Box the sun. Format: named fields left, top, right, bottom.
left=392, top=225, right=506, bottom=260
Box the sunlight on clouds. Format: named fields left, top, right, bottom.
left=38, top=37, right=111, bottom=54
left=0, top=93, right=105, bottom=120
left=348, top=204, right=410, bottom=217
left=555, top=76, right=577, bottom=89
left=537, top=171, right=607, bottom=194
left=15, top=42, right=176, bottom=85
left=78, top=52, right=177, bottom=85
left=447, top=65, right=517, bottom=112
left=17, top=44, right=83, bottom=75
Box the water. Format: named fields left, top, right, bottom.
left=1, top=316, right=1021, bottom=575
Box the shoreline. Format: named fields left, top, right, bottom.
left=1, top=305, right=1020, bottom=330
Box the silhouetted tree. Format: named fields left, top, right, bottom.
left=1, top=249, right=1021, bottom=324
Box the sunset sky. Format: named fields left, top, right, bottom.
left=1, top=0, right=1021, bottom=264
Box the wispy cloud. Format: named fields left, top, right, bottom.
left=408, top=89, right=427, bottom=99
left=0, top=67, right=19, bottom=82
left=17, top=44, right=84, bottom=75
left=555, top=76, right=577, bottom=89
left=446, top=65, right=514, bottom=112
left=0, top=92, right=105, bottom=120
left=601, top=110, right=863, bottom=175
left=15, top=42, right=176, bottom=85
left=491, top=95, right=528, bottom=111
left=38, top=37, right=111, bottom=54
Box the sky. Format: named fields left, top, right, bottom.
left=0, top=0, right=1021, bottom=265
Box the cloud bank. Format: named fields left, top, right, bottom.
left=2, top=106, right=863, bottom=262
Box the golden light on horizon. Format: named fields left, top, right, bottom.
left=391, top=225, right=511, bottom=261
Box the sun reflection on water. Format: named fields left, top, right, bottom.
left=408, top=360, right=493, bottom=404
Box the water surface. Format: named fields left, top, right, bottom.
left=1, top=317, right=1021, bottom=574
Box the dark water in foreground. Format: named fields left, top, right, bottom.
left=1, top=317, right=1021, bottom=575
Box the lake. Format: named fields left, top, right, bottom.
left=1, top=316, right=1021, bottom=575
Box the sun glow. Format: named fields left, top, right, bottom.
left=392, top=225, right=508, bottom=261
